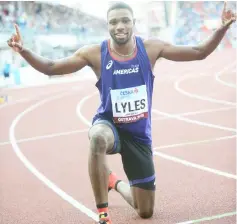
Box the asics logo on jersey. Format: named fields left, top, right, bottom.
left=106, top=60, right=113, bottom=70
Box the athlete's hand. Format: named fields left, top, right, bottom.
left=221, top=1, right=236, bottom=27
left=7, top=24, right=23, bottom=53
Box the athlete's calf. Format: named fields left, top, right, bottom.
left=88, top=124, right=115, bottom=205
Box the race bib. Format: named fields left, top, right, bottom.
left=110, top=85, right=148, bottom=124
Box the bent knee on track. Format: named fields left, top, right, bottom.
left=138, top=209, right=154, bottom=219
left=132, top=186, right=155, bottom=219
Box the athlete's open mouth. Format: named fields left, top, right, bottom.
left=115, top=33, right=128, bottom=38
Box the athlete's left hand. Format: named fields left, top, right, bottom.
left=221, top=1, right=236, bottom=27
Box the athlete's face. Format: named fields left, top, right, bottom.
left=107, top=8, right=135, bottom=45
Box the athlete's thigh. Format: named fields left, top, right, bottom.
left=88, top=119, right=121, bottom=154
left=120, top=136, right=156, bottom=210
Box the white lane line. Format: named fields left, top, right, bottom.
left=9, top=89, right=98, bottom=222
left=216, top=75, right=236, bottom=88
left=76, top=92, right=236, bottom=134
left=2, top=103, right=234, bottom=147
left=152, top=106, right=235, bottom=121
left=176, top=211, right=236, bottom=224
left=76, top=91, right=236, bottom=180
left=174, top=63, right=236, bottom=106
left=76, top=91, right=97, bottom=127
left=0, top=88, right=70, bottom=110
left=1, top=132, right=235, bottom=151
left=153, top=110, right=236, bottom=133
left=155, top=135, right=236, bottom=150
left=215, top=64, right=236, bottom=88
left=0, top=129, right=88, bottom=147
left=153, top=150, right=237, bottom=180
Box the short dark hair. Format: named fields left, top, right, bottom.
left=107, top=2, right=133, bottom=17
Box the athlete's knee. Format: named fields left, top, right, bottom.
left=131, top=185, right=155, bottom=219
left=89, top=124, right=114, bottom=154
left=138, top=208, right=154, bottom=219
left=89, top=132, right=109, bottom=153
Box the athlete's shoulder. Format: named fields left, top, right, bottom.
left=81, top=39, right=110, bottom=54
left=135, top=36, right=163, bottom=49
left=74, top=44, right=101, bottom=68
left=78, top=44, right=101, bottom=55
left=135, top=37, right=165, bottom=65
left=143, top=38, right=167, bottom=59
left=143, top=38, right=164, bottom=49
left=77, top=44, right=101, bottom=58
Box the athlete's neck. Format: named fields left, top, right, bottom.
left=110, top=37, right=135, bottom=56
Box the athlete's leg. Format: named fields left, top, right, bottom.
left=130, top=186, right=155, bottom=218
left=109, top=173, right=135, bottom=208
left=88, top=119, right=120, bottom=223
left=110, top=137, right=155, bottom=219
left=112, top=179, right=155, bottom=218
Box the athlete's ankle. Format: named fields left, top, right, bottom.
left=114, top=180, right=122, bottom=191
left=97, top=203, right=111, bottom=221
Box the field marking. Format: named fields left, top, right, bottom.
left=9, top=89, right=98, bottom=222
left=153, top=150, right=237, bottom=180
left=76, top=91, right=236, bottom=180
left=1, top=129, right=235, bottom=150
left=155, top=135, right=236, bottom=150
left=215, top=64, right=236, bottom=88
left=0, top=129, right=88, bottom=147
left=152, top=106, right=235, bottom=121
left=153, top=110, right=236, bottom=133
left=0, top=87, right=81, bottom=110
left=174, top=62, right=236, bottom=106
left=216, top=75, right=236, bottom=88
left=77, top=92, right=236, bottom=133
left=176, top=211, right=236, bottom=223
left=76, top=91, right=97, bottom=127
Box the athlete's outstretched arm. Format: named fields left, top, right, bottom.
left=153, top=2, right=236, bottom=61
left=19, top=47, right=89, bottom=76
left=7, top=24, right=91, bottom=75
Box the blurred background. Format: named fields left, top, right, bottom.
left=0, top=0, right=236, bottom=88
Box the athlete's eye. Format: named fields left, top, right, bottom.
left=109, top=20, right=117, bottom=25
left=122, top=19, right=130, bottom=24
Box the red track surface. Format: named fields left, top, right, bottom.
left=0, top=49, right=236, bottom=224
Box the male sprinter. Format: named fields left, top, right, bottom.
left=7, top=2, right=236, bottom=224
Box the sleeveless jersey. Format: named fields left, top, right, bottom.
left=92, top=36, right=155, bottom=145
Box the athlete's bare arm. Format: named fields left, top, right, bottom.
left=7, top=24, right=99, bottom=76
left=146, top=2, right=236, bottom=62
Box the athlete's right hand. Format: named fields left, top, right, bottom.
left=7, top=24, right=23, bottom=53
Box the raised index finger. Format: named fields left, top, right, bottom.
left=223, top=1, right=227, bottom=12
left=14, top=23, right=21, bottom=40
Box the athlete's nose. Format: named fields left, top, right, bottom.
left=116, top=22, right=125, bottom=32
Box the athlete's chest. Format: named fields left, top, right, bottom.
left=91, top=46, right=155, bottom=80
left=103, top=57, right=149, bottom=124
left=104, top=59, right=141, bottom=77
